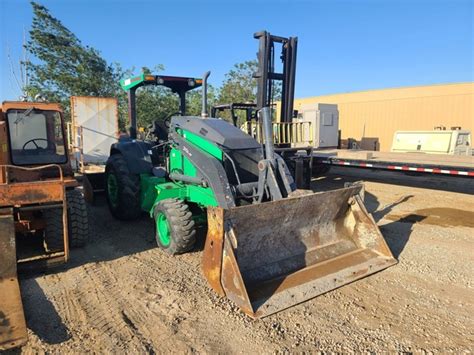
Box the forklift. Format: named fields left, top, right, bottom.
left=0, top=100, right=89, bottom=350
left=212, top=31, right=316, bottom=188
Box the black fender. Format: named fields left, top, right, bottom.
left=109, top=139, right=153, bottom=174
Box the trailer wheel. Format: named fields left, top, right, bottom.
left=153, top=199, right=196, bottom=255
left=43, top=207, right=64, bottom=252
left=67, top=189, right=89, bottom=248
left=105, top=154, right=141, bottom=220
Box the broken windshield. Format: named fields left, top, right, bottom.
left=7, top=109, right=68, bottom=165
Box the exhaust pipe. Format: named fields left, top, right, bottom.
left=201, top=71, right=211, bottom=118
left=128, top=88, right=137, bottom=139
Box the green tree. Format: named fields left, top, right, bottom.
left=186, top=85, right=219, bottom=116
left=217, top=60, right=281, bottom=125
left=218, top=60, right=258, bottom=105
left=25, top=2, right=123, bottom=120
left=132, top=65, right=182, bottom=128
left=216, top=60, right=258, bottom=125
left=128, top=66, right=219, bottom=129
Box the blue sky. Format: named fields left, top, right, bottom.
left=1, top=0, right=473, bottom=101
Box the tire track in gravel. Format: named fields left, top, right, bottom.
left=44, top=263, right=149, bottom=352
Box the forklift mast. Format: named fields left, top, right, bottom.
left=253, top=31, right=298, bottom=124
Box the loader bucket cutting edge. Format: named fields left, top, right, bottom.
left=202, top=185, right=397, bottom=319
left=0, top=209, right=28, bottom=350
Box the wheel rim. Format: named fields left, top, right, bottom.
left=156, top=213, right=171, bottom=247
left=107, top=174, right=119, bottom=207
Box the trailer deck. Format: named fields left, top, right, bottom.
left=312, top=149, right=474, bottom=177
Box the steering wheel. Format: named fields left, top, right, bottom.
left=22, top=138, right=50, bottom=150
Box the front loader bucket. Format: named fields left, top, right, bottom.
left=202, top=185, right=397, bottom=319
left=0, top=208, right=27, bottom=350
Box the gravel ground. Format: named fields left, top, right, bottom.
left=11, top=168, right=474, bottom=353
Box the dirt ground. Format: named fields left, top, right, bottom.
left=11, top=168, right=474, bottom=353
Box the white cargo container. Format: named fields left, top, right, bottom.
left=391, top=129, right=472, bottom=155
left=70, top=96, right=119, bottom=169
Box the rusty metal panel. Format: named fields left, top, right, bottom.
left=221, top=238, right=253, bottom=315
left=1, top=101, right=62, bottom=112
left=0, top=208, right=28, bottom=350
left=202, top=207, right=225, bottom=296
left=0, top=181, right=64, bottom=207
left=70, top=96, right=119, bottom=165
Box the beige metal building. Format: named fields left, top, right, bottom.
left=292, top=82, right=474, bottom=151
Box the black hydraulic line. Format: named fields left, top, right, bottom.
left=222, top=151, right=243, bottom=186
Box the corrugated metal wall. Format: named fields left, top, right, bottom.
left=292, top=82, right=474, bottom=151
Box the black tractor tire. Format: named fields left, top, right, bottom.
left=153, top=199, right=196, bottom=255
left=43, top=207, right=64, bottom=252
left=105, top=154, right=141, bottom=220
left=43, top=189, right=89, bottom=251
left=67, top=189, right=89, bottom=248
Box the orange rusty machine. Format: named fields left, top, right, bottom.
left=0, top=100, right=89, bottom=350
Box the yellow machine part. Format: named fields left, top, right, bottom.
left=0, top=208, right=28, bottom=350
left=202, top=184, right=397, bottom=318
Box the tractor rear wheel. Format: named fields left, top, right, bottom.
left=105, top=154, right=141, bottom=220
left=153, top=199, right=196, bottom=255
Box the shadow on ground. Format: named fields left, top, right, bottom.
left=21, top=279, right=71, bottom=345
left=17, top=194, right=160, bottom=346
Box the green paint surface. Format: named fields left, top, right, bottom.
left=140, top=174, right=166, bottom=212
left=169, top=148, right=197, bottom=177
left=177, top=129, right=223, bottom=160
left=153, top=182, right=218, bottom=209
left=139, top=124, right=224, bottom=221
left=120, top=73, right=146, bottom=91
left=140, top=174, right=218, bottom=217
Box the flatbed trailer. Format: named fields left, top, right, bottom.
left=312, top=149, right=474, bottom=177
